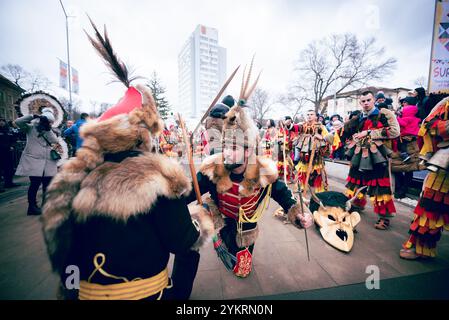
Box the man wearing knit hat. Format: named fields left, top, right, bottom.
left=221, top=95, right=235, bottom=108
left=202, top=95, right=236, bottom=155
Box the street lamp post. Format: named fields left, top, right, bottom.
left=59, top=0, right=73, bottom=119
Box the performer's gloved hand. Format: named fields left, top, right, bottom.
left=189, top=204, right=211, bottom=222
left=287, top=203, right=314, bottom=229
left=188, top=204, right=215, bottom=251
left=298, top=210, right=313, bottom=229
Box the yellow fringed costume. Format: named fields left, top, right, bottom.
left=403, top=97, right=449, bottom=257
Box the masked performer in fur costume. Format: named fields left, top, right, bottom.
left=344, top=90, right=400, bottom=230
left=294, top=110, right=331, bottom=193
left=41, top=20, right=213, bottom=300
left=184, top=64, right=313, bottom=278
left=277, top=116, right=299, bottom=183
left=400, top=97, right=449, bottom=259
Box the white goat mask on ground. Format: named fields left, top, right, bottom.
left=313, top=207, right=361, bottom=252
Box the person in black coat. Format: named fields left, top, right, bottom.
left=0, top=118, right=18, bottom=190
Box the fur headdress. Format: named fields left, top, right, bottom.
left=222, top=56, right=261, bottom=148
left=82, top=17, right=164, bottom=153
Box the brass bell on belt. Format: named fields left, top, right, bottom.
left=345, top=140, right=356, bottom=159
left=426, top=147, right=449, bottom=172
left=370, top=144, right=387, bottom=167
left=359, top=147, right=373, bottom=172
left=351, top=145, right=362, bottom=168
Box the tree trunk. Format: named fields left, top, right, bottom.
left=314, top=101, right=321, bottom=113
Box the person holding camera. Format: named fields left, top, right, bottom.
left=14, top=108, right=59, bottom=215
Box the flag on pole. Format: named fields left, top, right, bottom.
left=59, top=59, right=68, bottom=90
left=71, top=67, right=79, bottom=94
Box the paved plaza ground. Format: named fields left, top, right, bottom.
left=1, top=161, right=448, bottom=300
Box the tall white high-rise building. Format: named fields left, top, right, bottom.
left=178, top=25, right=227, bottom=123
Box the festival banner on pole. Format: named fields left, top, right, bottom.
left=59, top=59, right=68, bottom=90
left=429, top=0, right=449, bottom=94
left=71, top=67, right=79, bottom=94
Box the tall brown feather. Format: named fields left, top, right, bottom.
left=245, top=71, right=262, bottom=101
left=85, top=16, right=138, bottom=88
left=243, top=54, right=255, bottom=99
left=239, top=65, right=247, bottom=101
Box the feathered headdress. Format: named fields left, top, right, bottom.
left=222, top=56, right=261, bottom=147
left=238, top=55, right=261, bottom=107
left=81, top=17, right=163, bottom=153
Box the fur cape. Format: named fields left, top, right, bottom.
left=199, top=153, right=278, bottom=247
left=42, top=152, right=214, bottom=272
left=199, top=153, right=278, bottom=197
left=71, top=153, right=192, bottom=221
left=42, top=86, right=213, bottom=272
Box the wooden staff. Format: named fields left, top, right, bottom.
left=303, top=135, right=317, bottom=196
left=295, top=182, right=310, bottom=261
left=179, top=114, right=238, bottom=270
left=280, top=122, right=288, bottom=184
left=178, top=113, right=202, bottom=205
left=190, top=65, right=240, bottom=147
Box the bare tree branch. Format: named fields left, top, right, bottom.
left=1, top=64, right=52, bottom=92
left=27, top=70, right=52, bottom=92
left=248, top=88, right=273, bottom=124
left=289, top=33, right=397, bottom=113
left=1, top=64, right=29, bottom=87
left=414, top=76, right=427, bottom=89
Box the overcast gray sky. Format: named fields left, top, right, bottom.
left=0, top=0, right=435, bottom=116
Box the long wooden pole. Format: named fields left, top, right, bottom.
left=178, top=113, right=202, bottom=205
left=296, top=183, right=310, bottom=261
left=280, top=122, right=288, bottom=184
left=427, top=0, right=438, bottom=93
left=281, top=121, right=310, bottom=261
left=190, top=65, right=240, bottom=147
left=303, top=133, right=317, bottom=196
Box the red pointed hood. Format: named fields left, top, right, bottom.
left=98, top=86, right=143, bottom=122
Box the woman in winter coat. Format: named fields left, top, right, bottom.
left=392, top=98, right=423, bottom=198
left=14, top=108, right=59, bottom=215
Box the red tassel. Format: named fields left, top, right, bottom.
left=414, top=204, right=425, bottom=215
left=353, top=197, right=367, bottom=208
left=314, top=175, right=323, bottom=187
left=410, top=220, right=419, bottom=231
left=433, top=191, right=444, bottom=203
left=418, top=226, right=428, bottom=234
left=374, top=199, right=396, bottom=215
left=423, top=189, right=435, bottom=199
left=425, top=211, right=437, bottom=221
left=378, top=178, right=391, bottom=187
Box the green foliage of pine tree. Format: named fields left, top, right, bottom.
left=148, top=71, right=171, bottom=120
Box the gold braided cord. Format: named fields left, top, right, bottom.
left=88, top=253, right=141, bottom=283
left=238, top=184, right=272, bottom=224
left=81, top=253, right=172, bottom=300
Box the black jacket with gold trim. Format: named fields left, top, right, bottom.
left=42, top=151, right=211, bottom=298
